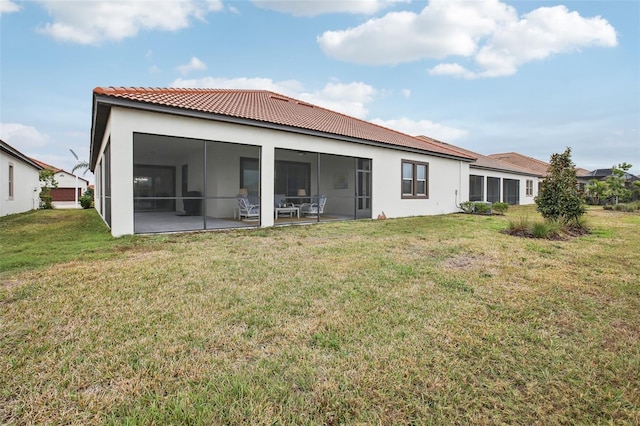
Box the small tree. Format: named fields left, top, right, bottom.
left=586, top=179, right=609, bottom=205
left=535, top=147, right=585, bottom=226
left=632, top=181, right=640, bottom=201
left=39, top=169, right=58, bottom=209
left=607, top=163, right=633, bottom=204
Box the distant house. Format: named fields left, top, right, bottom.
left=0, top=139, right=42, bottom=216
left=489, top=152, right=592, bottom=192
left=418, top=138, right=542, bottom=205
left=584, top=169, right=639, bottom=186
left=89, top=87, right=476, bottom=236
left=30, top=159, right=89, bottom=204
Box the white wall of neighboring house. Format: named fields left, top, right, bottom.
left=53, top=170, right=89, bottom=191
left=95, top=107, right=470, bottom=236
left=0, top=149, right=41, bottom=216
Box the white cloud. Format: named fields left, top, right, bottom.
left=318, top=0, right=516, bottom=65
left=297, top=81, right=377, bottom=119
left=251, top=0, right=408, bottom=17
left=177, top=57, right=207, bottom=75
left=370, top=117, right=468, bottom=142
left=318, top=0, right=617, bottom=78
left=401, top=89, right=411, bottom=98
left=0, top=0, right=20, bottom=14
left=36, top=0, right=223, bottom=45
left=429, top=63, right=478, bottom=80
left=0, top=123, right=50, bottom=151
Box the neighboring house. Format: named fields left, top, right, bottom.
left=30, top=158, right=89, bottom=203
left=89, top=87, right=476, bottom=236
left=0, top=139, right=42, bottom=216
left=584, top=169, right=639, bottom=186
left=417, top=138, right=542, bottom=205
left=489, top=152, right=592, bottom=192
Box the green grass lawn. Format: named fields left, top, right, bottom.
left=1, top=207, right=639, bottom=424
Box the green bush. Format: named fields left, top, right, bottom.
left=460, top=201, right=474, bottom=214
left=492, top=202, right=509, bottom=215
left=474, top=203, right=490, bottom=215
left=79, top=194, right=93, bottom=209
left=39, top=193, right=54, bottom=209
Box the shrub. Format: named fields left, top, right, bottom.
left=492, top=202, right=509, bottom=215
left=508, top=216, right=530, bottom=234
left=79, top=194, right=93, bottom=209
left=474, top=202, right=490, bottom=215
left=39, top=193, right=54, bottom=209
left=460, top=201, right=474, bottom=214
left=612, top=202, right=640, bottom=212
left=530, top=221, right=550, bottom=239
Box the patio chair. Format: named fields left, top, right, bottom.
left=237, top=195, right=260, bottom=220
left=300, top=195, right=326, bottom=217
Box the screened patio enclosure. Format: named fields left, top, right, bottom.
left=133, top=133, right=260, bottom=233
left=132, top=134, right=372, bottom=233
left=273, top=149, right=371, bottom=225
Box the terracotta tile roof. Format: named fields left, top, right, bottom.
left=30, top=158, right=62, bottom=173
left=489, top=152, right=592, bottom=177
left=488, top=152, right=550, bottom=176
left=416, top=136, right=540, bottom=176
left=576, top=167, right=593, bottom=177
left=93, top=87, right=474, bottom=161
left=29, top=157, right=90, bottom=183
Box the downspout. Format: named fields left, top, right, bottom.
left=455, top=161, right=462, bottom=209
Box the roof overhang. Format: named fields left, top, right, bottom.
left=90, top=95, right=475, bottom=170
left=0, top=140, right=43, bottom=170
left=470, top=164, right=543, bottom=178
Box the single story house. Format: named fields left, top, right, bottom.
left=489, top=152, right=592, bottom=192
left=30, top=158, right=89, bottom=204
left=89, top=87, right=476, bottom=236
left=0, top=139, right=43, bottom=216
left=417, top=137, right=542, bottom=205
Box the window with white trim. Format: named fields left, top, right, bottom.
left=526, top=179, right=534, bottom=197
left=401, top=160, right=429, bottom=199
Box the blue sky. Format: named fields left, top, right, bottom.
left=1, top=0, right=638, bottom=178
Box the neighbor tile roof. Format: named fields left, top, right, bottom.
left=416, top=136, right=542, bottom=176
left=488, top=152, right=551, bottom=176
left=489, top=152, right=593, bottom=177
left=93, top=87, right=474, bottom=160
left=29, top=158, right=90, bottom=182
left=30, top=158, right=62, bottom=173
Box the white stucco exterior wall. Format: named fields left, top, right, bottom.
left=96, top=107, right=471, bottom=236
left=0, top=150, right=41, bottom=216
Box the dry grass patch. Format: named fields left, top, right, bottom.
left=1, top=207, right=639, bottom=424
